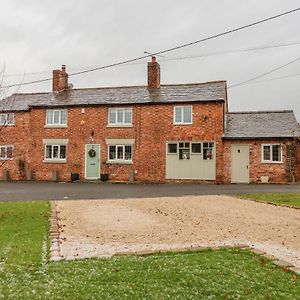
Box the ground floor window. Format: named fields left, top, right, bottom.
left=108, top=145, right=132, bottom=162
left=167, top=141, right=214, bottom=160
left=0, top=145, right=13, bottom=160
left=262, top=144, right=282, bottom=163
left=45, top=145, right=67, bottom=161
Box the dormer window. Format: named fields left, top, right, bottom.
left=0, top=113, right=14, bottom=126
left=45, top=109, right=67, bottom=127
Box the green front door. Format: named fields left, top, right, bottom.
left=85, top=144, right=100, bottom=179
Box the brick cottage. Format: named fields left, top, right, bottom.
left=0, top=57, right=299, bottom=183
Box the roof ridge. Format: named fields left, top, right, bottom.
left=227, top=110, right=294, bottom=114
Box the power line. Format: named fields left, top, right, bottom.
left=228, top=56, right=300, bottom=89
left=4, top=40, right=300, bottom=78
left=1, top=7, right=300, bottom=89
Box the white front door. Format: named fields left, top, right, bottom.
left=231, top=144, right=249, bottom=183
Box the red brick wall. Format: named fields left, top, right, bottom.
left=0, top=112, right=31, bottom=180
left=223, top=139, right=293, bottom=183
left=1, top=101, right=225, bottom=182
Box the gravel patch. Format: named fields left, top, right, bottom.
left=55, top=195, right=300, bottom=266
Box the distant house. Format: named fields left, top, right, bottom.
left=0, top=57, right=298, bottom=183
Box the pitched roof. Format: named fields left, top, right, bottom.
left=0, top=81, right=226, bottom=111
left=224, top=111, right=298, bottom=139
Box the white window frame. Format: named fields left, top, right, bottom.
left=0, top=145, right=13, bottom=160
left=45, top=109, right=67, bottom=127
left=107, top=144, right=132, bottom=163
left=108, top=108, right=132, bottom=127
left=44, top=144, right=67, bottom=163
left=173, top=106, right=192, bottom=125
left=261, top=144, right=282, bottom=163
left=0, top=113, right=14, bottom=126
left=167, top=143, right=178, bottom=155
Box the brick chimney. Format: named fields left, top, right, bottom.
left=147, top=56, right=160, bottom=89
left=52, top=64, right=68, bottom=93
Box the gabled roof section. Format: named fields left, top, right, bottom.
left=224, top=110, right=298, bottom=139
left=0, top=81, right=226, bottom=111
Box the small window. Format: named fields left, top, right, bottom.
left=191, top=143, right=201, bottom=154
left=0, top=145, right=13, bottom=160
left=108, top=108, right=132, bottom=126
left=203, top=142, right=214, bottom=160
left=46, top=110, right=67, bottom=126
left=108, top=145, right=132, bottom=162
left=44, top=145, right=67, bottom=161
left=174, top=106, right=192, bottom=124
left=262, top=144, right=282, bottom=163
left=0, top=113, right=14, bottom=126
left=168, top=143, right=177, bottom=154
left=179, top=142, right=190, bottom=160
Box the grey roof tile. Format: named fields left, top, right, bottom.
left=224, top=111, right=298, bottom=139
left=0, top=81, right=226, bottom=111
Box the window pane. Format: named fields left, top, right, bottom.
left=272, top=145, right=281, bottom=162
left=46, top=111, right=53, bottom=124
left=53, top=111, right=60, bottom=124
left=109, top=145, right=116, bottom=160
left=263, top=145, right=271, bottom=161
left=125, top=146, right=132, bottom=160
left=7, top=114, right=14, bottom=125
left=60, top=145, right=66, bottom=159
left=46, top=145, right=52, bottom=159
left=0, top=114, right=5, bottom=125
left=124, top=109, right=132, bottom=124
left=192, top=143, right=201, bottom=153
left=0, top=147, right=5, bottom=158
left=183, top=106, right=192, bottom=123
left=175, top=107, right=182, bottom=123
left=168, top=143, right=177, bottom=154
left=6, top=146, right=13, bottom=159
left=61, top=110, right=67, bottom=125
left=203, top=142, right=214, bottom=160
left=179, top=148, right=190, bottom=160
left=109, top=109, right=116, bottom=124
left=117, top=109, right=124, bottom=123
left=53, top=146, right=59, bottom=158
left=117, top=146, right=124, bottom=160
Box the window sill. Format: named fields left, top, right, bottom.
left=173, top=123, right=193, bottom=125
left=261, top=161, right=283, bottom=164
left=107, top=124, right=133, bottom=128
left=0, top=124, right=14, bottom=127
left=106, top=160, right=133, bottom=165
left=44, top=125, right=68, bottom=129
left=0, top=158, right=13, bottom=161
left=43, top=159, right=67, bottom=164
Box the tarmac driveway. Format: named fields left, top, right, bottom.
left=56, top=195, right=300, bottom=267
left=1, top=181, right=300, bottom=201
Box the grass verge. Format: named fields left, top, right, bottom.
left=240, top=193, right=300, bottom=208
left=0, top=201, right=299, bottom=299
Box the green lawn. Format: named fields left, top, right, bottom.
left=0, top=202, right=299, bottom=299
left=240, top=193, right=300, bottom=208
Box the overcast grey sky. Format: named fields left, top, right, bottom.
left=1, top=0, right=300, bottom=119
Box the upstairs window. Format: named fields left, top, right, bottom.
left=108, top=108, right=132, bottom=126
left=262, top=144, right=282, bottom=163
left=0, top=113, right=14, bottom=126
left=0, top=145, right=13, bottom=160
left=46, top=110, right=67, bottom=126
left=174, top=106, right=192, bottom=124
